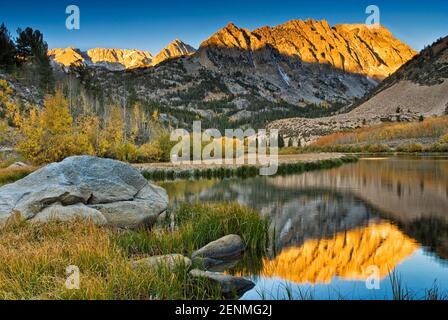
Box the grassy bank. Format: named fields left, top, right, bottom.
left=288, top=117, right=448, bottom=154
left=280, top=142, right=448, bottom=154
left=141, top=156, right=358, bottom=181
left=0, top=167, right=34, bottom=186
left=0, top=203, right=268, bottom=300
left=315, top=117, right=448, bottom=146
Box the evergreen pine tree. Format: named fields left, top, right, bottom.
left=16, top=27, right=54, bottom=93
left=0, top=23, right=16, bottom=72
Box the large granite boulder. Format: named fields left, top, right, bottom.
left=0, top=156, right=168, bottom=229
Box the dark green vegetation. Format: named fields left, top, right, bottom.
left=141, top=156, right=359, bottom=181
left=0, top=24, right=54, bottom=94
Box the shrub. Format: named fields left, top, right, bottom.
left=152, top=132, right=175, bottom=162
left=428, top=143, right=448, bottom=152
left=16, top=91, right=94, bottom=164
left=313, top=116, right=448, bottom=147
left=113, top=142, right=138, bottom=162
left=0, top=120, right=9, bottom=145
left=136, top=143, right=163, bottom=163
left=0, top=167, right=34, bottom=186
left=365, top=144, right=391, bottom=153
left=396, top=143, right=425, bottom=153
left=439, top=134, right=448, bottom=144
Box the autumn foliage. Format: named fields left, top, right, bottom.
left=16, top=91, right=93, bottom=163
left=313, top=117, right=448, bottom=146
left=4, top=86, right=170, bottom=165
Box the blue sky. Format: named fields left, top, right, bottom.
left=0, top=0, right=447, bottom=53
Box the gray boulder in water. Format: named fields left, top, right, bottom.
left=0, top=156, right=168, bottom=229
left=191, top=234, right=245, bottom=261
left=189, top=269, right=255, bottom=299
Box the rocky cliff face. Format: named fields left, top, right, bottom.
left=151, top=39, right=196, bottom=66
left=49, top=48, right=153, bottom=71
left=86, top=48, right=153, bottom=70
left=49, top=40, right=195, bottom=71
left=48, top=48, right=85, bottom=67
left=188, top=19, right=416, bottom=107
left=268, top=35, right=448, bottom=144
left=198, top=19, right=416, bottom=80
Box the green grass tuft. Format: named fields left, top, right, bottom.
left=115, top=202, right=269, bottom=258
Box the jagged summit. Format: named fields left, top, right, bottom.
left=199, top=19, right=416, bottom=79
left=151, top=39, right=196, bottom=65
left=49, top=47, right=153, bottom=70
left=268, top=35, right=448, bottom=144
left=49, top=40, right=195, bottom=71
left=48, top=47, right=85, bottom=67
left=86, top=48, right=153, bottom=70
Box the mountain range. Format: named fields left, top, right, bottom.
left=48, top=39, right=196, bottom=71
left=44, top=19, right=420, bottom=129
left=268, top=35, right=448, bottom=145
left=7, top=18, right=447, bottom=136
left=197, top=20, right=415, bottom=80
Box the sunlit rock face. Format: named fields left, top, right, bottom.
left=151, top=39, right=196, bottom=66
left=268, top=36, right=448, bottom=144
left=86, top=48, right=153, bottom=70
left=199, top=19, right=416, bottom=80
left=48, top=48, right=85, bottom=67
left=49, top=48, right=153, bottom=70
left=49, top=40, right=196, bottom=71
left=260, top=223, right=418, bottom=284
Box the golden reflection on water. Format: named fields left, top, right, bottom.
left=258, top=222, right=418, bottom=284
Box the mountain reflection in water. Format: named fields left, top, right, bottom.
left=258, top=222, right=417, bottom=284
left=160, top=156, right=448, bottom=299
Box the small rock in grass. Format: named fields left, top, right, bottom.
left=191, top=234, right=245, bottom=261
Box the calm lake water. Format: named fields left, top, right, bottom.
left=160, top=156, right=448, bottom=300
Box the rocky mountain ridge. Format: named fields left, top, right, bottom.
left=48, top=39, right=196, bottom=71
left=267, top=35, right=448, bottom=145
left=152, top=39, right=196, bottom=66
left=40, top=19, right=418, bottom=128
left=198, top=19, right=416, bottom=80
